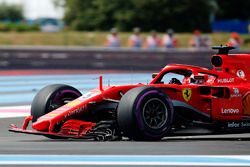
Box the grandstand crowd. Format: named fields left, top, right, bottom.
left=104, top=27, right=243, bottom=50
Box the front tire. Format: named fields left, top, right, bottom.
left=31, top=84, right=82, bottom=122
left=117, top=86, right=174, bottom=141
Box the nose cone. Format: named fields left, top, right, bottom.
left=32, top=120, right=50, bottom=131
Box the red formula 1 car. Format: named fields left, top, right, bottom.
left=10, top=46, right=250, bottom=141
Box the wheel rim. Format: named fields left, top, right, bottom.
left=142, top=98, right=168, bottom=129
left=48, top=90, right=81, bottom=111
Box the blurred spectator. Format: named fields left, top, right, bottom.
left=144, top=30, right=161, bottom=49
left=104, top=28, right=121, bottom=47
left=128, top=27, right=142, bottom=48
left=189, top=30, right=211, bottom=48
left=202, top=35, right=212, bottom=48
left=161, top=29, right=178, bottom=48
left=227, top=32, right=243, bottom=50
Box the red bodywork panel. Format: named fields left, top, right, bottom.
left=10, top=48, right=250, bottom=138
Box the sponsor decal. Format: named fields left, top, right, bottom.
left=227, top=122, right=240, bottom=128
left=57, top=105, right=88, bottom=125
left=233, top=88, right=239, bottom=95
left=241, top=122, right=250, bottom=127
left=182, top=88, right=192, bottom=102
left=227, top=121, right=250, bottom=128
left=217, top=78, right=234, bottom=83
left=236, top=70, right=245, bottom=79
left=231, top=88, right=241, bottom=97
left=66, top=99, right=82, bottom=107
left=221, top=108, right=240, bottom=115
left=64, top=105, right=87, bottom=119
left=46, top=113, right=58, bottom=117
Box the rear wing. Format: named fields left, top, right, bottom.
left=212, top=45, right=235, bottom=54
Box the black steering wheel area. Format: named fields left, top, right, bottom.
left=169, top=78, right=182, bottom=85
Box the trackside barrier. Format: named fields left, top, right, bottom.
left=0, top=46, right=238, bottom=71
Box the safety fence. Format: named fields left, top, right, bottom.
left=0, top=46, right=235, bottom=71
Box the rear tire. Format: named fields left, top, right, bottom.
left=117, top=86, right=174, bottom=141
left=31, top=84, right=82, bottom=122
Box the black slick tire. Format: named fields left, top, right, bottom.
left=31, top=84, right=82, bottom=122
left=117, top=86, right=174, bottom=141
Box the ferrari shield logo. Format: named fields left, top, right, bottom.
left=182, top=88, right=192, bottom=102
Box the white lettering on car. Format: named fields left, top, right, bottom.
left=227, top=122, right=240, bottom=128
left=221, top=108, right=240, bottom=114
left=64, top=105, right=87, bottom=119
left=217, top=78, right=234, bottom=83
left=241, top=122, right=250, bottom=127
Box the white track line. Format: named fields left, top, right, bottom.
left=0, top=155, right=249, bottom=166
left=0, top=105, right=30, bottom=118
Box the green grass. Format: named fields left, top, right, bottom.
left=0, top=31, right=249, bottom=49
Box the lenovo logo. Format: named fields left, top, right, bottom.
left=221, top=108, right=240, bottom=114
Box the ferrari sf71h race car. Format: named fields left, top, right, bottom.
left=10, top=46, right=250, bottom=141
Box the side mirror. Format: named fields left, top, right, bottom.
left=152, top=73, right=158, bottom=79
